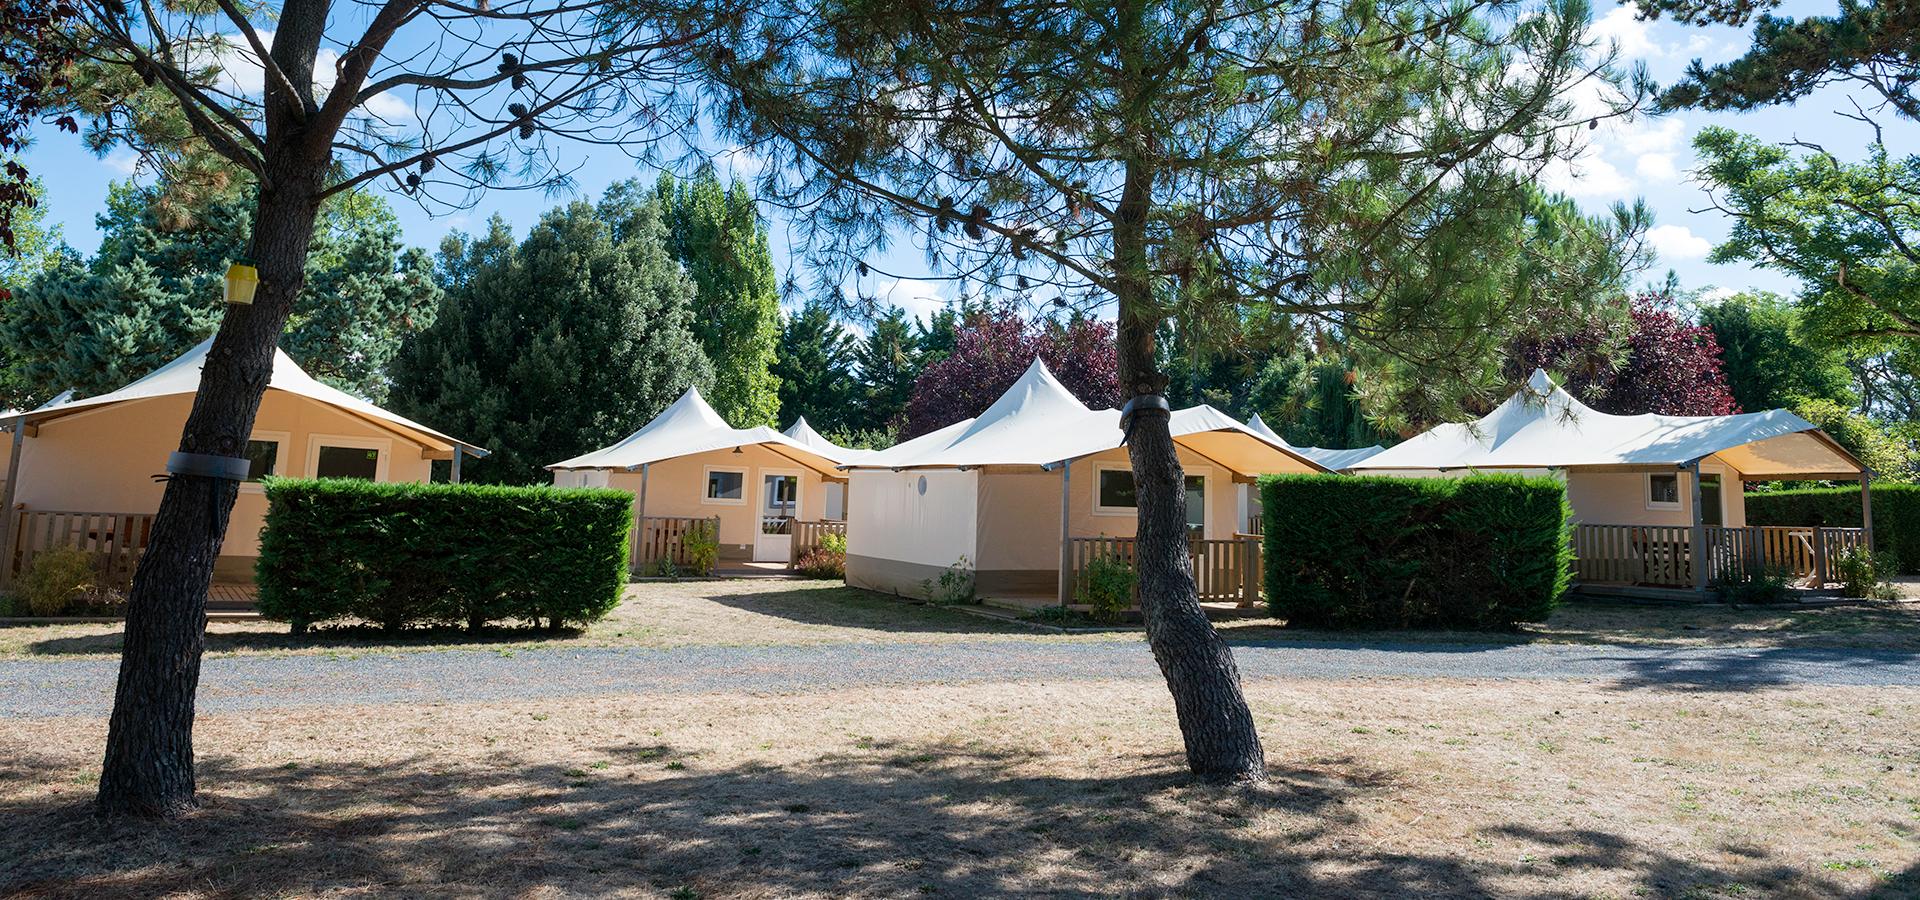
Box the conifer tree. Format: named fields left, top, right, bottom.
left=772, top=298, right=859, bottom=433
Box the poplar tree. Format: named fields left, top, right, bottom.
left=651, top=169, right=782, bottom=426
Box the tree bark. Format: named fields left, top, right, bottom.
left=95, top=165, right=322, bottom=818
left=1110, top=149, right=1268, bottom=784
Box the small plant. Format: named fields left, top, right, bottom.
left=1831, top=547, right=1900, bottom=600
left=16, top=547, right=98, bottom=617
left=683, top=520, right=719, bottom=576
left=819, top=532, right=847, bottom=555
left=649, top=556, right=680, bottom=581
left=795, top=531, right=846, bottom=580
left=1715, top=563, right=1794, bottom=605
left=921, top=555, right=975, bottom=605
left=1074, top=553, right=1136, bottom=623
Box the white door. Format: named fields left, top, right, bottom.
left=753, top=472, right=801, bottom=562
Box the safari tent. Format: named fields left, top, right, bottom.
left=548, top=387, right=855, bottom=569
left=1347, top=369, right=1870, bottom=595
left=0, top=340, right=487, bottom=585
left=842, top=359, right=1328, bottom=608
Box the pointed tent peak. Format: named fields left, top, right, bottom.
left=1527, top=368, right=1556, bottom=393
left=783, top=415, right=814, bottom=438
left=967, top=357, right=1093, bottom=429
left=1246, top=413, right=1285, bottom=444
left=644, top=383, right=731, bottom=433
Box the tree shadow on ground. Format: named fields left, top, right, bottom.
left=22, top=623, right=591, bottom=657
left=0, top=744, right=1854, bottom=898
left=1591, top=644, right=1920, bottom=693
left=699, top=586, right=1037, bottom=637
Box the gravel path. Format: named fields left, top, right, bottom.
left=6, top=639, right=1920, bottom=718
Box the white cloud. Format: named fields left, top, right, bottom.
left=873, top=277, right=952, bottom=323
left=212, top=32, right=410, bottom=120
left=102, top=151, right=140, bottom=176
left=1636, top=153, right=1678, bottom=181
left=1648, top=224, right=1713, bottom=260
left=1543, top=153, right=1634, bottom=199
left=1589, top=7, right=1661, bottom=60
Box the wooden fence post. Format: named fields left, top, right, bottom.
left=0, top=422, right=23, bottom=587
left=1240, top=536, right=1261, bottom=608
left=1057, top=460, right=1072, bottom=607
left=1688, top=461, right=1708, bottom=596
left=1812, top=525, right=1829, bottom=587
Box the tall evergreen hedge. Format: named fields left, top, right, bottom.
left=257, top=479, right=633, bottom=632
left=1261, top=474, right=1572, bottom=629
left=1746, top=484, right=1919, bottom=573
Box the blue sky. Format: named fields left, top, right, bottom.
left=19, top=1, right=1916, bottom=326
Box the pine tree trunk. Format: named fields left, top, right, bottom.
left=1111, top=149, right=1268, bottom=785
left=95, top=178, right=320, bottom=818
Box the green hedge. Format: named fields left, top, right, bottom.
left=1261, top=474, right=1572, bottom=630
left=1746, top=484, right=1919, bottom=573
left=257, top=478, right=633, bottom=632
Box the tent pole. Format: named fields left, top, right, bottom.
left=1688, top=460, right=1708, bottom=597
left=1057, top=460, right=1071, bottom=608
left=0, top=422, right=24, bottom=588
left=450, top=446, right=462, bottom=484
left=633, top=463, right=651, bottom=575
left=1862, top=469, right=1875, bottom=556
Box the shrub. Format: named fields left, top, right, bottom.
left=16, top=547, right=97, bottom=617
left=1074, top=553, right=1135, bottom=623
left=1715, top=563, right=1795, bottom=605
left=683, top=520, right=719, bottom=576
left=921, top=555, right=975, bottom=605
left=794, top=531, right=847, bottom=579
left=1831, top=546, right=1900, bottom=600
left=1262, top=474, right=1572, bottom=630
left=257, top=478, right=633, bottom=633
left=1746, top=484, right=1920, bottom=574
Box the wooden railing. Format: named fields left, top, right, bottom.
left=633, top=515, right=720, bottom=572
left=1573, top=523, right=1869, bottom=589
left=1065, top=536, right=1262, bottom=607
left=1246, top=512, right=1263, bottom=536
left=789, top=520, right=846, bottom=566
left=5, top=509, right=155, bottom=586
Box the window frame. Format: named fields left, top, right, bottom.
left=701, top=465, right=749, bottom=506
left=1645, top=472, right=1683, bottom=511
left=239, top=429, right=291, bottom=493
left=305, top=433, right=392, bottom=482
left=758, top=467, right=804, bottom=519
left=1091, top=462, right=1212, bottom=537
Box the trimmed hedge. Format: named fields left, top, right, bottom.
left=1261, top=474, right=1572, bottom=630
left=1746, top=484, right=1920, bottom=573
left=257, top=478, right=633, bottom=632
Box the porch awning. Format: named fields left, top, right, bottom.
left=4, top=340, right=487, bottom=460
left=548, top=386, right=843, bottom=477
left=1349, top=369, right=1864, bottom=479
left=846, top=359, right=1328, bottom=476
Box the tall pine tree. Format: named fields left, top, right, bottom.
left=773, top=298, right=859, bottom=433
left=389, top=188, right=713, bottom=484
left=851, top=304, right=921, bottom=434
left=649, top=169, right=782, bottom=427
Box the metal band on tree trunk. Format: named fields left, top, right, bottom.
left=165, top=452, right=252, bottom=481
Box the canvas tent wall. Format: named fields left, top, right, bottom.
left=549, top=387, right=849, bottom=566
left=0, top=340, right=487, bottom=584
left=843, top=359, right=1328, bottom=600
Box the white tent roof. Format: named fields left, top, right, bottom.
left=1245, top=413, right=1386, bottom=471
left=548, top=385, right=843, bottom=476
left=781, top=416, right=876, bottom=465
left=6, top=340, right=484, bottom=459
left=848, top=359, right=1328, bottom=475
left=1348, top=369, right=1864, bottom=478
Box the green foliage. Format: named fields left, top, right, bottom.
left=796, top=532, right=847, bottom=579
left=851, top=305, right=923, bottom=434
left=1747, top=484, right=1920, bottom=574
left=683, top=520, right=719, bottom=577
left=773, top=299, right=860, bottom=433
left=15, top=547, right=97, bottom=617
left=1074, top=554, right=1137, bottom=624
left=0, top=181, right=438, bottom=402
left=1248, top=353, right=1400, bottom=449
left=388, top=187, right=713, bottom=484
left=1694, top=127, right=1920, bottom=364
left=921, top=555, right=976, bottom=605
left=650, top=171, right=783, bottom=427
left=1262, top=474, right=1572, bottom=630
left=1698, top=291, right=1855, bottom=412
left=1788, top=398, right=1918, bottom=483
left=1714, top=563, right=1795, bottom=605
left=1831, top=546, right=1900, bottom=600
left=256, top=478, right=633, bottom=633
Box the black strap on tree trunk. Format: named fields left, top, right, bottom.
left=165, top=452, right=251, bottom=481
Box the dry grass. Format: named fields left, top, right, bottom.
left=3, top=679, right=1916, bottom=898
left=6, top=579, right=1920, bottom=661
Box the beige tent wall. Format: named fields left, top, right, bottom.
left=14, top=390, right=435, bottom=581
left=1564, top=458, right=1746, bottom=528
left=601, top=444, right=835, bottom=561
left=845, top=468, right=978, bottom=597
left=968, top=446, right=1245, bottom=597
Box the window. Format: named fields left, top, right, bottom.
left=316, top=445, right=380, bottom=480
left=243, top=439, right=279, bottom=481
left=763, top=473, right=798, bottom=516
left=704, top=467, right=746, bottom=504
left=1094, top=466, right=1207, bottom=535
left=1647, top=473, right=1681, bottom=509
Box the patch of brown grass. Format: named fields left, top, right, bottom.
left=3, top=679, right=1915, bottom=897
